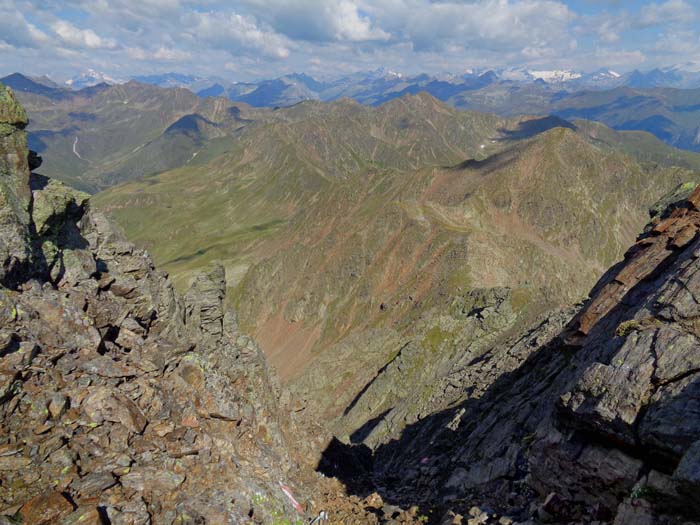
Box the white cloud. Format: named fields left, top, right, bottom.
left=185, top=11, right=291, bottom=59
left=332, top=1, right=390, bottom=41
left=124, top=45, right=191, bottom=61
left=597, top=19, right=622, bottom=44
left=651, top=29, right=700, bottom=55
left=242, top=0, right=389, bottom=43
left=573, top=11, right=629, bottom=44
left=637, top=0, right=696, bottom=27
left=360, top=0, right=574, bottom=53
left=57, top=0, right=183, bottom=23
left=52, top=19, right=117, bottom=49
left=0, top=3, right=49, bottom=48
left=125, top=46, right=148, bottom=60
left=153, top=46, right=191, bottom=60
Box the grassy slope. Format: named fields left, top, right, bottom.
left=95, top=94, right=508, bottom=288
left=94, top=96, right=700, bottom=438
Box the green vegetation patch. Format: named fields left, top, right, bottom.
left=421, top=325, right=454, bottom=353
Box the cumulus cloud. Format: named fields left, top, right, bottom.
left=185, top=11, right=291, bottom=58
left=360, top=0, right=574, bottom=54
left=125, top=45, right=192, bottom=61
left=651, top=29, right=700, bottom=55
left=574, top=11, right=629, bottom=46
left=242, top=0, right=389, bottom=42
left=0, top=2, right=48, bottom=48
left=153, top=46, right=191, bottom=61
left=332, top=1, right=390, bottom=41
left=51, top=20, right=118, bottom=49
left=0, top=0, right=698, bottom=81
left=50, top=0, right=183, bottom=25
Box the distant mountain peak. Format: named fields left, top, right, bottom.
left=66, top=69, right=123, bottom=90
left=527, top=69, right=583, bottom=83
left=0, top=72, right=69, bottom=99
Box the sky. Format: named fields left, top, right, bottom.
left=0, top=0, right=699, bottom=82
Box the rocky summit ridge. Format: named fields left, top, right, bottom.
left=0, top=83, right=421, bottom=524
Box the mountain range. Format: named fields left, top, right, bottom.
left=113, top=64, right=700, bottom=107
left=68, top=63, right=700, bottom=92
left=9, top=62, right=700, bottom=102
left=4, top=69, right=700, bottom=166
left=90, top=92, right=700, bottom=447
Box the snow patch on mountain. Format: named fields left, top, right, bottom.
left=528, top=70, right=582, bottom=83
left=67, top=69, right=124, bottom=89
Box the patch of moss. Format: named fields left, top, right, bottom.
left=0, top=122, right=18, bottom=137
left=510, top=287, right=532, bottom=312
left=630, top=484, right=664, bottom=503
left=0, top=84, right=27, bottom=126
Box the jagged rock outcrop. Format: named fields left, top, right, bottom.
left=0, top=174, right=304, bottom=521
left=0, top=84, right=423, bottom=525
left=0, top=85, right=32, bottom=285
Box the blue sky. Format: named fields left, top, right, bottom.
left=0, top=0, right=698, bottom=81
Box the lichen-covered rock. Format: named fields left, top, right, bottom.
left=184, top=262, right=226, bottom=345
left=31, top=174, right=89, bottom=237
left=0, top=84, right=26, bottom=130
left=0, top=84, right=31, bottom=285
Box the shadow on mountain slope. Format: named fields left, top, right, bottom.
left=448, top=116, right=575, bottom=174
left=498, top=115, right=577, bottom=142
left=449, top=146, right=521, bottom=174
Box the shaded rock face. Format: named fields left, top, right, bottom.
left=330, top=287, right=527, bottom=449
left=0, top=84, right=414, bottom=525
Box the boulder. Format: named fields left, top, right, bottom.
left=82, top=386, right=147, bottom=434
left=19, top=491, right=74, bottom=524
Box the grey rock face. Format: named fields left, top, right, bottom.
left=184, top=262, right=226, bottom=346
left=0, top=84, right=31, bottom=285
